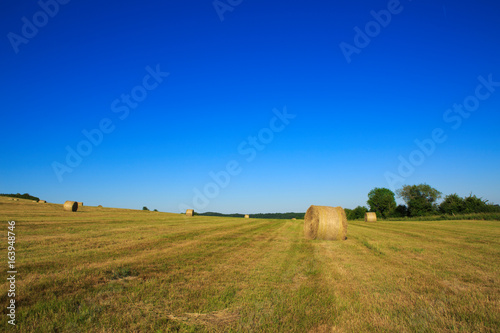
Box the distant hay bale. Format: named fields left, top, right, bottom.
left=63, top=201, right=78, bottom=212
left=38, top=200, right=46, bottom=203
left=244, top=214, right=249, bottom=219
left=186, top=209, right=194, bottom=216
left=98, top=205, right=103, bottom=208
left=77, top=202, right=83, bottom=207
left=365, top=212, right=377, bottom=222
left=292, top=218, right=297, bottom=220
left=14, top=199, right=19, bottom=201
left=304, top=205, right=347, bottom=241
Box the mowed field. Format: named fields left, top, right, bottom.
left=0, top=197, right=499, bottom=332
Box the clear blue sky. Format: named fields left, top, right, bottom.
left=1, top=0, right=500, bottom=213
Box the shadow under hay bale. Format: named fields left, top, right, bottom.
left=304, top=205, right=347, bottom=241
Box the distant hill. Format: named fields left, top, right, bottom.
left=196, top=212, right=305, bottom=219
left=0, top=193, right=40, bottom=201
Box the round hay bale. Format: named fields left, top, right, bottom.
left=365, top=212, right=377, bottom=222
left=63, top=201, right=78, bottom=212
left=244, top=214, right=250, bottom=219
left=38, top=200, right=46, bottom=203
left=77, top=202, right=83, bottom=207
left=186, top=209, right=194, bottom=216
left=292, top=218, right=297, bottom=220
left=304, top=205, right=347, bottom=241
left=98, top=205, right=103, bottom=208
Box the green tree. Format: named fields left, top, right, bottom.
left=142, top=206, right=149, bottom=211
left=439, top=193, right=465, bottom=215
left=393, top=204, right=409, bottom=218
left=346, top=206, right=368, bottom=220
left=396, top=184, right=442, bottom=217
left=367, top=187, right=396, bottom=218
left=463, top=194, right=489, bottom=213
left=488, top=204, right=500, bottom=213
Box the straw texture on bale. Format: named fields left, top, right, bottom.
left=365, top=212, right=377, bottom=222
left=38, top=200, right=46, bottom=203
left=63, top=201, right=78, bottom=212
left=244, top=215, right=250, bottom=219
left=186, top=209, right=194, bottom=216
left=304, top=205, right=347, bottom=241
left=78, top=202, right=83, bottom=207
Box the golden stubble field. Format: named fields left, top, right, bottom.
left=0, top=196, right=499, bottom=332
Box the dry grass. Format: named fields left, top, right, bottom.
left=166, top=308, right=240, bottom=330
left=0, top=196, right=499, bottom=332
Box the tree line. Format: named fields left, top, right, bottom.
left=196, top=212, right=305, bottom=219
left=345, top=184, right=500, bottom=220
left=1, top=193, right=40, bottom=201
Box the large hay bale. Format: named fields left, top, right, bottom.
left=63, top=201, right=78, bottom=212
left=78, top=202, right=83, bottom=207
left=186, top=209, right=194, bottom=216
left=304, top=205, right=347, bottom=241
left=38, top=200, right=46, bottom=203
left=365, top=212, right=377, bottom=222
left=244, top=214, right=249, bottom=219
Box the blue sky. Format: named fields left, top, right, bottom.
left=1, top=0, right=500, bottom=213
